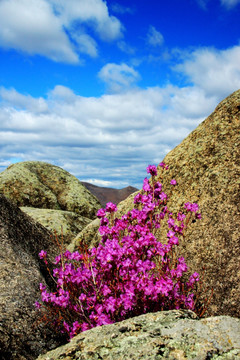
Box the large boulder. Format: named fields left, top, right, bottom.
left=68, top=191, right=138, bottom=251
left=0, top=161, right=101, bottom=218
left=70, top=89, right=240, bottom=318
left=0, top=161, right=101, bottom=246
left=21, top=207, right=92, bottom=246
left=155, top=89, right=240, bottom=318
left=114, top=90, right=239, bottom=318
left=0, top=195, right=65, bottom=360
left=37, top=310, right=240, bottom=360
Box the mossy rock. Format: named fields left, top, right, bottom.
left=0, top=161, right=101, bottom=219
left=21, top=207, right=92, bottom=247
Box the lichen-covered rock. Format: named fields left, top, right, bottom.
left=68, top=191, right=139, bottom=252
left=153, top=89, right=240, bottom=318
left=67, top=217, right=101, bottom=251
left=117, top=90, right=240, bottom=318
left=36, top=310, right=240, bottom=360
left=68, top=90, right=240, bottom=319
left=0, top=161, right=101, bottom=218
left=0, top=195, right=65, bottom=360
left=21, top=207, right=91, bottom=247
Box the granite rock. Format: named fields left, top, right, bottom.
left=21, top=207, right=91, bottom=247
left=69, top=89, right=240, bottom=318
left=0, top=161, right=101, bottom=218
left=0, top=195, right=65, bottom=360
left=37, top=310, right=240, bottom=360
left=154, top=89, right=240, bottom=318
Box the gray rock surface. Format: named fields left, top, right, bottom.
left=0, top=161, right=101, bottom=218
left=21, top=207, right=91, bottom=246
left=0, top=195, right=65, bottom=360
left=68, top=191, right=139, bottom=252
left=72, top=89, right=240, bottom=318
left=155, top=89, right=240, bottom=318
left=37, top=310, right=240, bottom=360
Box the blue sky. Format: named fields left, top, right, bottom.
left=0, top=0, right=240, bottom=189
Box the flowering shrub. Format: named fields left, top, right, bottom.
left=36, top=163, right=202, bottom=340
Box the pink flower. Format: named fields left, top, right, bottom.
left=35, top=301, right=41, bottom=309
left=105, top=202, right=117, bottom=213
left=36, top=162, right=201, bottom=339
left=38, top=250, right=47, bottom=259
left=146, top=165, right=157, bottom=176
left=97, top=208, right=106, bottom=218
left=170, top=179, right=177, bottom=185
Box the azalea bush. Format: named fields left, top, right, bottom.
left=36, top=162, right=203, bottom=340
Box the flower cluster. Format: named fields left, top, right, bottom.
left=36, top=163, right=201, bottom=340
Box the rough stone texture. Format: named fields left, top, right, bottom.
left=0, top=195, right=65, bottom=360
left=110, top=90, right=240, bottom=318
left=68, top=191, right=139, bottom=252
left=154, top=89, right=240, bottom=318
left=0, top=161, right=101, bottom=218
left=37, top=310, right=240, bottom=360
left=21, top=207, right=91, bottom=247
left=67, top=218, right=101, bottom=251
left=69, top=90, right=240, bottom=318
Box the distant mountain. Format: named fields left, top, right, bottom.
left=81, top=182, right=138, bottom=207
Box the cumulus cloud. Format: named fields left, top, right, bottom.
left=147, top=26, right=164, bottom=47
left=174, top=46, right=240, bottom=97
left=0, top=83, right=217, bottom=188
left=1, top=43, right=240, bottom=188
left=0, top=0, right=123, bottom=62
left=0, top=87, right=48, bottom=113
left=98, top=63, right=141, bottom=93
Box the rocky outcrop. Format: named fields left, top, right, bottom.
left=154, top=89, right=240, bottom=318
left=0, top=195, right=65, bottom=360
left=113, top=90, right=240, bottom=319
left=69, top=89, right=240, bottom=318
left=81, top=182, right=138, bottom=207
left=67, top=217, right=101, bottom=251
left=0, top=161, right=101, bottom=218
left=0, top=161, right=101, bottom=246
left=21, top=207, right=92, bottom=246
left=68, top=191, right=139, bottom=251
left=37, top=310, right=240, bottom=360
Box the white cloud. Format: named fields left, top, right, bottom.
left=0, top=0, right=123, bottom=63
left=1, top=43, right=239, bottom=188
left=0, top=83, right=217, bottom=188
left=147, top=26, right=164, bottom=47
left=71, top=33, right=98, bottom=58
left=0, top=87, right=48, bottom=113
left=0, top=0, right=78, bottom=63
left=174, top=46, right=240, bottom=97
left=49, top=0, right=123, bottom=41
left=98, top=63, right=141, bottom=93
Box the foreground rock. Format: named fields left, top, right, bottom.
left=0, top=161, right=101, bottom=218
left=155, top=89, right=240, bottom=318
left=37, top=310, right=240, bottom=360
left=69, top=90, right=240, bottom=318
left=0, top=195, right=64, bottom=360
